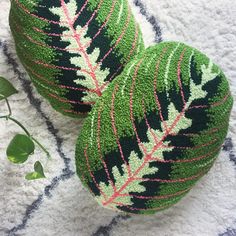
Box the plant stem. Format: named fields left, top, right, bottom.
left=0, top=96, right=12, bottom=118
left=0, top=97, right=51, bottom=159
left=7, top=117, right=51, bottom=158
left=31, top=137, right=51, bottom=159
left=8, top=116, right=31, bottom=136
left=5, top=97, right=12, bottom=116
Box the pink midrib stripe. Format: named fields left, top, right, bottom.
left=24, top=22, right=138, bottom=93
left=134, top=48, right=169, bottom=158
left=111, top=166, right=211, bottom=212
left=14, top=33, right=111, bottom=95
left=142, top=96, right=221, bottom=163
left=33, top=20, right=140, bottom=92
left=20, top=28, right=230, bottom=111
left=60, top=0, right=102, bottom=97
left=77, top=160, right=191, bottom=212
left=13, top=1, right=140, bottom=96
left=102, top=49, right=191, bottom=207
left=102, top=60, right=150, bottom=207
left=74, top=25, right=141, bottom=198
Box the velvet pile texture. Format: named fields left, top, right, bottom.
left=0, top=0, right=236, bottom=235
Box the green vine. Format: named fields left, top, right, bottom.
left=0, top=76, right=50, bottom=180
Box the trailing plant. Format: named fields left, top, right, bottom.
left=0, top=76, right=50, bottom=180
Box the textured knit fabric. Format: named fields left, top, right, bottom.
left=9, top=0, right=144, bottom=117
left=75, top=42, right=233, bottom=215
left=1, top=0, right=236, bottom=234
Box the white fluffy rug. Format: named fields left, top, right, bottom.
left=0, top=0, right=236, bottom=235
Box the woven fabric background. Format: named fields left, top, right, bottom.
left=0, top=0, right=236, bottom=235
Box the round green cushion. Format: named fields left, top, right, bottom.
left=9, top=0, right=144, bottom=117
left=75, top=41, right=233, bottom=215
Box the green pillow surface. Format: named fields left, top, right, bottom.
left=9, top=0, right=144, bottom=117
left=75, top=42, right=233, bottom=215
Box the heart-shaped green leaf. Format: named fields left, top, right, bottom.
left=7, top=134, right=35, bottom=164
left=25, top=161, right=46, bottom=180
left=0, top=76, right=18, bottom=100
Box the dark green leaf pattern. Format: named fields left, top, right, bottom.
left=76, top=42, right=233, bottom=214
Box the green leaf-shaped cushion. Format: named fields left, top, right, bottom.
left=9, top=0, right=144, bottom=117
left=75, top=42, right=233, bottom=214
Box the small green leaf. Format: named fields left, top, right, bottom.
left=0, top=76, right=18, bottom=100
left=7, top=134, right=35, bottom=164
left=25, top=161, right=46, bottom=180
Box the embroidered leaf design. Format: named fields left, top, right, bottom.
left=95, top=57, right=219, bottom=209
left=75, top=42, right=233, bottom=215
left=96, top=151, right=158, bottom=209
left=50, top=0, right=110, bottom=103
left=187, top=59, right=219, bottom=106
left=96, top=102, right=192, bottom=209
left=10, top=0, right=144, bottom=116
